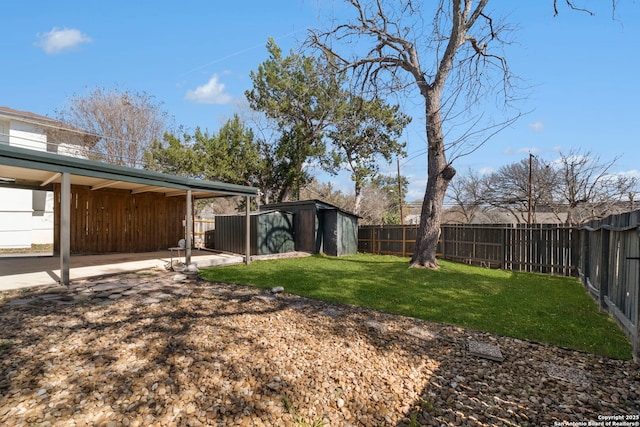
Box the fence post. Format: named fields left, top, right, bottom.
left=581, top=228, right=589, bottom=286
left=374, top=226, right=379, bottom=255
left=571, top=227, right=580, bottom=277
left=634, top=227, right=640, bottom=361
left=599, top=228, right=610, bottom=311
left=402, top=226, right=407, bottom=258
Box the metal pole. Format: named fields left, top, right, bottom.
left=60, top=172, right=71, bottom=286
left=185, top=189, right=192, bottom=266
left=245, top=195, right=251, bottom=265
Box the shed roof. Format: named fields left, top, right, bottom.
left=0, top=143, right=258, bottom=198
left=261, top=199, right=360, bottom=218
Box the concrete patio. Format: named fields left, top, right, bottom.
left=0, top=249, right=244, bottom=291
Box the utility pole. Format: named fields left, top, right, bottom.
left=397, top=158, right=404, bottom=225
left=528, top=152, right=534, bottom=224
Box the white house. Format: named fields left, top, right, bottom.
left=0, top=107, right=93, bottom=249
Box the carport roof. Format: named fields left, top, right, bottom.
left=0, top=143, right=258, bottom=198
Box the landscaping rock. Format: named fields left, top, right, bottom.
left=468, top=340, right=505, bottom=362
left=0, top=269, right=638, bottom=427
left=185, top=264, right=199, bottom=273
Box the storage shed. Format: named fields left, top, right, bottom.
left=214, top=210, right=295, bottom=255
left=260, top=200, right=359, bottom=256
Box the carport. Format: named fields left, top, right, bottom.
left=0, top=144, right=258, bottom=285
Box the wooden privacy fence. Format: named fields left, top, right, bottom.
left=54, top=185, right=186, bottom=254
left=194, top=218, right=215, bottom=248
left=358, top=223, right=579, bottom=276
left=359, top=217, right=640, bottom=360
left=579, top=211, right=640, bottom=360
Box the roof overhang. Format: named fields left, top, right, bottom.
left=0, top=143, right=258, bottom=199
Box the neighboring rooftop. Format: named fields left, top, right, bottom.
left=0, top=106, right=60, bottom=123
left=0, top=106, right=98, bottom=149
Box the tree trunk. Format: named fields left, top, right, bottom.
left=410, top=91, right=455, bottom=269
left=565, top=206, right=574, bottom=226
left=354, top=180, right=362, bottom=216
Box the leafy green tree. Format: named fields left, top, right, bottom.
left=193, top=115, right=262, bottom=185
left=247, top=38, right=412, bottom=207
left=246, top=38, right=340, bottom=200
left=145, top=131, right=199, bottom=177
left=371, top=174, right=409, bottom=224
left=326, top=93, right=410, bottom=214
left=145, top=114, right=262, bottom=186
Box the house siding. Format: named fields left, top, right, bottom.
left=0, top=112, right=74, bottom=249
left=0, top=188, right=34, bottom=248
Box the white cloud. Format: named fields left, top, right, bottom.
left=35, top=27, right=92, bottom=54
left=503, top=146, right=541, bottom=156
left=528, top=121, right=544, bottom=132
left=406, top=176, right=427, bottom=201
left=185, top=74, right=233, bottom=104
left=597, top=169, right=640, bottom=186
left=619, top=169, right=640, bottom=179
left=478, top=167, right=495, bottom=176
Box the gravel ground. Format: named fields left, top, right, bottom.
left=0, top=268, right=638, bottom=427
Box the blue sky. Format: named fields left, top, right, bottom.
left=2, top=1, right=639, bottom=201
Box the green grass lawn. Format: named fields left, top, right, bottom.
left=199, top=253, right=632, bottom=360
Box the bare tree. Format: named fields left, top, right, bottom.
left=309, top=0, right=520, bottom=268
left=449, top=150, right=639, bottom=225
left=482, top=156, right=559, bottom=223
left=446, top=168, right=488, bottom=223
left=57, top=86, right=171, bottom=168
left=553, top=0, right=619, bottom=17
left=357, top=180, right=401, bottom=225
left=300, top=179, right=352, bottom=209
left=554, top=149, right=639, bottom=224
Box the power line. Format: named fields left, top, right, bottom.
left=0, top=130, right=149, bottom=168
left=181, top=29, right=305, bottom=76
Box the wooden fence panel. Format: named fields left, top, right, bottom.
left=501, top=224, right=576, bottom=276
left=607, top=229, right=639, bottom=325
left=194, top=219, right=215, bottom=248
left=54, top=185, right=186, bottom=254
left=441, top=225, right=505, bottom=268
left=574, top=211, right=640, bottom=360
left=358, top=225, right=418, bottom=258
left=358, top=215, right=640, bottom=360
left=359, top=223, right=576, bottom=275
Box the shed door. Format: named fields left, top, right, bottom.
left=297, top=209, right=315, bottom=252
